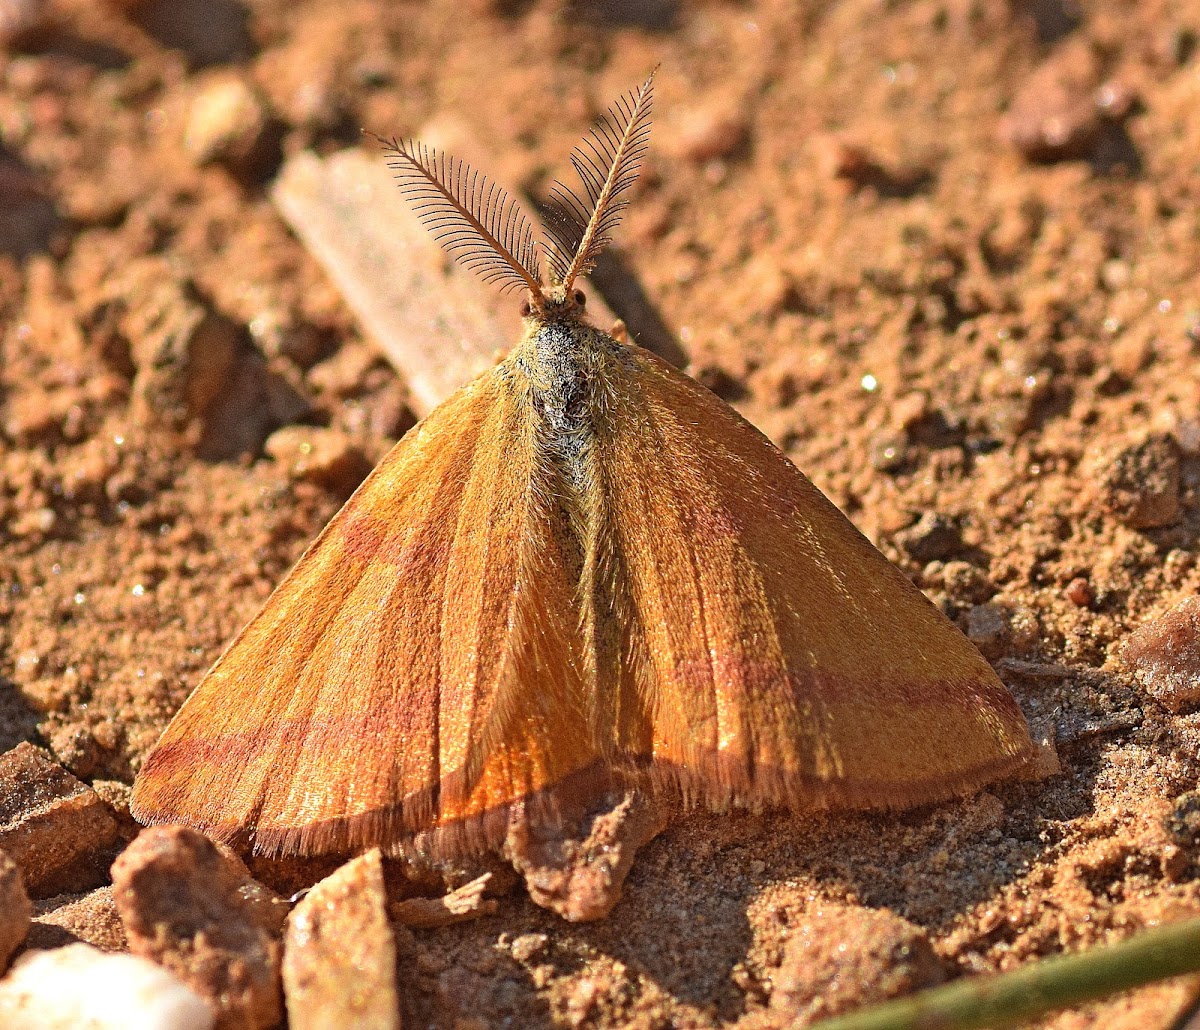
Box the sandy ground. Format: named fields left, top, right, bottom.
left=3, top=0, right=1200, bottom=1026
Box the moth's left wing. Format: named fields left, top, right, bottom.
left=590, top=346, right=1035, bottom=810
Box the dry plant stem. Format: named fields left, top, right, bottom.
left=809, top=917, right=1200, bottom=1030
left=390, top=872, right=498, bottom=928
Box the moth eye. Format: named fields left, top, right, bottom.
left=573, top=290, right=586, bottom=307
left=520, top=299, right=532, bottom=317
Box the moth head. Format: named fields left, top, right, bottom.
left=523, top=285, right=588, bottom=324
left=373, top=68, right=656, bottom=319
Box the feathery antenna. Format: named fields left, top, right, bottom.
left=544, top=70, right=656, bottom=291
left=371, top=135, right=544, bottom=298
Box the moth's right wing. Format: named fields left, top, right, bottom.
left=132, top=364, right=597, bottom=858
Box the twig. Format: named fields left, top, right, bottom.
left=389, top=872, right=497, bottom=928
left=809, top=917, right=1200, bottom=1030
left=996, top=658, right=1111, bottom=683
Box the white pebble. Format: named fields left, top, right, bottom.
left=0, top=944, right=214, bottom=1030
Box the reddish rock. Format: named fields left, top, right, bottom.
left=283, top=849, right=400, bottom=1030
left=1064, top=577, right=1095, bottom=608
left=770, top=901, right=946, bottom=1022
left=1000, top=41, right=1102, bottom=161
left=46, top=722, right=106, bottom=780
left=0, top=742, right=120, bottom=897
left=390, top=871, right=497, bottom=929
left=0, top=849, right=31, bottom=972
left=264, top=426, right=374, bottom=496
left=111, top=826, right=286, bottom=1030
left=813, top=136, right=933, bottom=198
left=941, top=561, right=995, bottom=606
left=896, top=512, right=963, bottom=564
left=27, top=886, right=126, bottom=952
left=668, top=104, right=749, bottom=163
left=506, top=790, right=670, bottom=922
left=91, top=779, right=142, bottom=842
left=1098, top=434, right=1182, bottom=530
left=112, top=258, right=274, bottom=460
left=1122, top=597, right=1200, bottom=712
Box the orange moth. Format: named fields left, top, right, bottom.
left=132, top=72, right=1035, bottom=873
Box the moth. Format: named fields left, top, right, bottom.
left=132, top=71, right=1035, bottom=912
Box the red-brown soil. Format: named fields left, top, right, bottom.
left=3, top=0, right=1200, bottom=1026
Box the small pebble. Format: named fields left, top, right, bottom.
left=891, top=391, right=931, bottom=432
left=508, top=790, right=670, bottom=922
left=1007, top=605, right=1042, bottom=654
left=46, top=722, right=106, bottom=780
left=27, top=885, right=126, bottom=952
left=895, top=511, right=962, bottom=564
left=185, top=74, right=270, bottom=171
left=1098, top=434, right=1182, bottom=530
left=941, top=561, right=995, bottom=606
left=869, top=432, right=909, bottom=474
left=1000, top=41, right=1102, bottom=161
left=813, top=136, right=931, bottom=197
left=390, top=871, right=498, bottom=929
left=1100, top=258, right=1131, bottom=292
left=1109, top=329, right=1153, bottom=381
left=1094, top=79, right=1135, bottom=120
left=746, top=260, right=799, bottom=319
left=509, top=932, right=549, bottom=963
left=566, top=977, right=600, bottom=1026
left=669, top=104, right=748, bottom=162
left=90, top=779, right=141, bottom=842
left=0, top=743, right=120, bottom=897
left=814, top=136, right=878, bottom=181
left=1121, top=596, right=1200, bottom=712
left=1064, top=577, right=1094, bottom=608
left=0, top=943, right=214, bottom=1030
left=9, top=506, right=56, bottom=538
left=282, top=849, right=399, bottom=1030
left=264, top=426, right=374, bottom=496
left=255, top=31, right=345, bottom=132
left=967, top=603, right=1009, bottom=659
left=1166, top=790, right=1200, bottom=849
left=112, top=826, right=285, bottom=1030
left=1173, top=418, right=1200, bottom=456
left=0, top=0, right=48, bottom=48
left=117, top=258, right=271, bottom=458
left=0, top=849, right=31, bottom=971
left=306, top=340, right=381, bottom=398
left=770, top=902, right=945, bottom=1021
